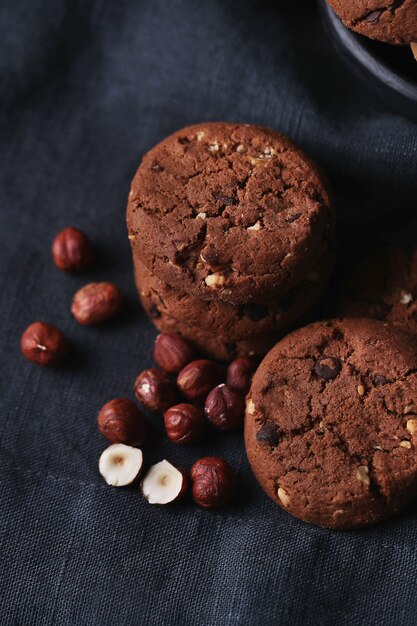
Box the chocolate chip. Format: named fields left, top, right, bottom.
left=213, top=193, right=236, bottom=206
left=365, top=9, right=383, bottom=23
left=200, top=247, right=224, bottom=270
left=374, top=375, right=389, bottom=387
left=285, top=213, right=301, bottom=223
left=240, top=303, right=269, bottom=321
left=371, top=300, right=392, bottom=321
left=256, top=423, right=280, bottom=446
left=314, top=356, right=341, bottom=380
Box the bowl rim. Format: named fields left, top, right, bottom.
left=319, top=0, right=417, bottom=118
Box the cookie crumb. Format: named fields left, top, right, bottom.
left=196, top=131, right=205, bottom=141
left=128, top=234, right=136, bottom=241
left=356, top=466, right=370, bottom=486
left=357, top=384, right=365, bottom=396
left=235, top=144, right=246, bottom=153
left=196, top=212, right=207, bottom=220
left=208, top=142, right=219, bottom=152
left=404, top=404, right=416, bottom=415
left=277, top=487, right=290, bottom=507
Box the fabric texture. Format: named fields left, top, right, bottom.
left=1, top=0, right=417, bottom=624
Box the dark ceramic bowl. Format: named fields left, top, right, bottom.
left=319, top=0, right=417, bottom=122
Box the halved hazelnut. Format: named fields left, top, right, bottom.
left=141, top=460, right=188, bottom=504
left=99, top=444, right=143, bottom=486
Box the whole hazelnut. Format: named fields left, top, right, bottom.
left=226, top=356, right=257, bottom=395
left=190, top=457, right=236, bottom=508
left=205, top=384, right=245, bottom=431
left=134, top=368, right=177, bottom=413
left=52, top=226, right=93, bottom=272
left=98, top=398, right=147, bottom=445
left=20, top=321, right=67, bottom=366
left=71, top=282, right=123, bottom=325
left=153, top=333, right=196, bottom=374
left=163, top=403, right=205, bottom=444
left=177, top=359, right=223, bottom=403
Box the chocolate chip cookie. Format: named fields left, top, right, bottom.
left=338, top=247, right=417, bottom=335
left=245, top=318, right=417, bottom=529
left=134, top=251, right=334, bottom=351
left=327, top=0, right=417, bottom=44
left=127, top=123, right=334, bottom=305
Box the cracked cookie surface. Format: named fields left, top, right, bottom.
left=127, top=123, right=333, bottom=305
left=327, top=0, right=417, bottom=44
left=245, top=318, right=417, bottom=529
left=338, top=247, right=417, bottom=336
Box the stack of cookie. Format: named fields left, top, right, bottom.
left=127, top=123, right=335, bottom=360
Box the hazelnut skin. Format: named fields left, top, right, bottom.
left=98, top=398, right=147, bottom=445
left=163, top=403, right=206, bottom=445
left=190, top=457, right=236, bottom=508
left=134, top=368, right=177, bottom=413
left=205, top=384, right=245, bottom=431
left=153, top=333, right=196, bottom=374
left=226, top=356, right=257, bottom=395
left=52, top=226, right=93, bottom=272
left=20, top=321, right=67, bottom=366
left=177, top=359, right=224, bottom=403
left=71, top=282, right=123, bottom=325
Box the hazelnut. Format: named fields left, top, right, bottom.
left=71, top=282, right=123, bottom=325
left=52, top=226, right=93, bottom=272
left=205, top=384, right=245, bottom=431
left=226, top=356, right=257, bottom=395
left=141, top=460, right=188, bottom=504
left=153, top=333, right=195, bottom=374
left=190, top=457, right=236, bottom=508
left=177, top=359, right=223, bottom=403
left=98, top=398, right=147, bottom=445
left=99, top=443, right=143, bottom=487
left=134, top=368, right=177, bottom=413
left=163, top=404, right=205, bottom=444
left=20, top=321, right=67, bottom=366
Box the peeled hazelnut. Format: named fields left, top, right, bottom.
left=226, top=356, right=257, bottom=395
left=98, top=398, right=147, bottom=445
left=153, top=333, right=195, bottom=374
left=52, top=226, right=93, bottom=272
left=163, top=403, right=205, bottom=444
left=20, top=321, right=67, bottom=366
left=134, top=368, right=177, bottom=413
left=141, top=460, right=188, bottom=504
left=190, top=457, right=236, bottom=508
left=99, top=443, right=143, bottom=486
left=205, top=384, right=245, bottom=431
left=177, top=359, right=223, bottom=403
left=71, top=282, right=123, bottom=325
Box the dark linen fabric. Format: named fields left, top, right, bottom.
left=1, top=0, right=417, bottom=624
